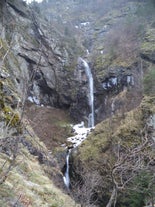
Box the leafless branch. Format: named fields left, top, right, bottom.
left=106, top=124, right=154, bottom=207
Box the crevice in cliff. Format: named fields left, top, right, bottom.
left=30, top=11, right=64, bottom=62
left=18, top=53, right=37, bottom=65
left=140, top=53, right=155, bottom=64
left=7, top=1, right=28, bottom=18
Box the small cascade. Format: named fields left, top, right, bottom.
left=63, top=122, right=93, bottom=188
left=63, top=149, right=71, bottom=189
left=80, top=58, right=94, bottom=127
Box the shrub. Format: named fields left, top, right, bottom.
left=104, top=17, right=144, bottom=62
left=143, top=66, right=155, bottom=96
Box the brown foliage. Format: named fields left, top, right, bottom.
left=105, top=19, right=143, bottom=61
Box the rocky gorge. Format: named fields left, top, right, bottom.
left=0, top=0, right=155, bottom=206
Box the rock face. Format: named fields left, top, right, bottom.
left=0, top=0, right=83, bottom=114
left=0, top=1, right=80, bottom=206
left=0, top=0, right=149, bottom=126
left=94, top=64, right=143, bottom=122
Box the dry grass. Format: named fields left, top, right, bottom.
left=0, top=147, right=75, bottom=207
left=25, top=104, right=72, bottom=150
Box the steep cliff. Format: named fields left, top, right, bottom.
left=0, top=0, right=79, bottom=206
left=36, top=0, right=155, bottom=124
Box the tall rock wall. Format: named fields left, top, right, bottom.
left=0, top=0, right=84, bottom=116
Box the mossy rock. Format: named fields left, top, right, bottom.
left=140, top=96, right=155, bottom=118
left=141, top=42, right=155, bottom=54
left=140, top=28, right=155, bottom=61
left=2, top=106, right=21, bottom=133
left=93, top=53, right=112, bottom=78
left=144, top=28, right=155, bottom=42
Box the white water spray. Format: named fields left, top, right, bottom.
left=63, top=150, right=70, bottom=189
left=63, top=58, right=95, bottom=188
left=63, top=123, right=92, bottom=188
left=80, top=58, right=94, bottom=127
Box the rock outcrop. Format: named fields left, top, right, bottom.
left=1, top=0, right=84, bottom=112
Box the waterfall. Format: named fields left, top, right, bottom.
left=80, top=58, right=94, bottom=128
left=63, top=58, right=95, bottom=188
left=63, top=122, right=93, bottom=188
left=63, top=150, right=70, bottom=189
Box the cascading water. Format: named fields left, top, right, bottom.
left=63, top=123, right=92, bottom=188
left=80, top=58, right=94, bottom=128
left=63, top=149, right=70, bottom=189
left=63, top=58, right=95, bottom=188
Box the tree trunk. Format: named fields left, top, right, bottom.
left=106, top=187, right=117, bottom=207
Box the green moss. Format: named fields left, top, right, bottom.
left=111, top=56, right=136, bottom=67
left=78, top=97, right=151, bottom=168
left=140, top=96, right=155, bottom=119
left=79, top=118, right=113, bottom=163
left=63, top=64, right=75, bottom=72
left=144, top=28, right=155, bottom=42
left=143, top=67, right=155, bottom=96
left=141, top=41, right=155, bottom=52
left=113, top=109, right=143, bottom=148
left=0, top=79, right=21, bottom=133
left=3, top=106, right=20, bottom=128
left=141, top=28, right=155, bottom=55
left=93, top=51, right=134, bottom=80
left=1, top=146, right=75, bottom=207
left=9, top=52, right=22, bottom=72
left=93, top=54, right=112, bottom=79
left=0, top=38, right=8, bottom=52
left=0, top=183, right=14, bottom=206
left=0, top=78, right=21, bottom=130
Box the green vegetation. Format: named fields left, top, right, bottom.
left=73, top=96, right=155, bottom=206
left=0, top=80, right=21, bottom=132
left=79, top=106, right=144, bottom=164
left=119, top=170, right=155, bottom=207
left=0, top=147, right=75, bottom=207
left=135, top=0, right=155, bottom=19
left=3, top=106, right=20, bottom=128
left=143, top=66, right=155, bottom=96
left=93, top=54, right=110, bottom=72
left=0, top=38, right=22, bottom=133
left=140, top=28, right=155, bottom=65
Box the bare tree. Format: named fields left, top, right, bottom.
left=70, top=120, right=155, bottom=207
left=71, top=168, right=103, bottom=207
left=106, top=125, right=154, bottom=207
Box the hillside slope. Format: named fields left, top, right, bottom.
left=0, top=0, right=77, bottom=206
